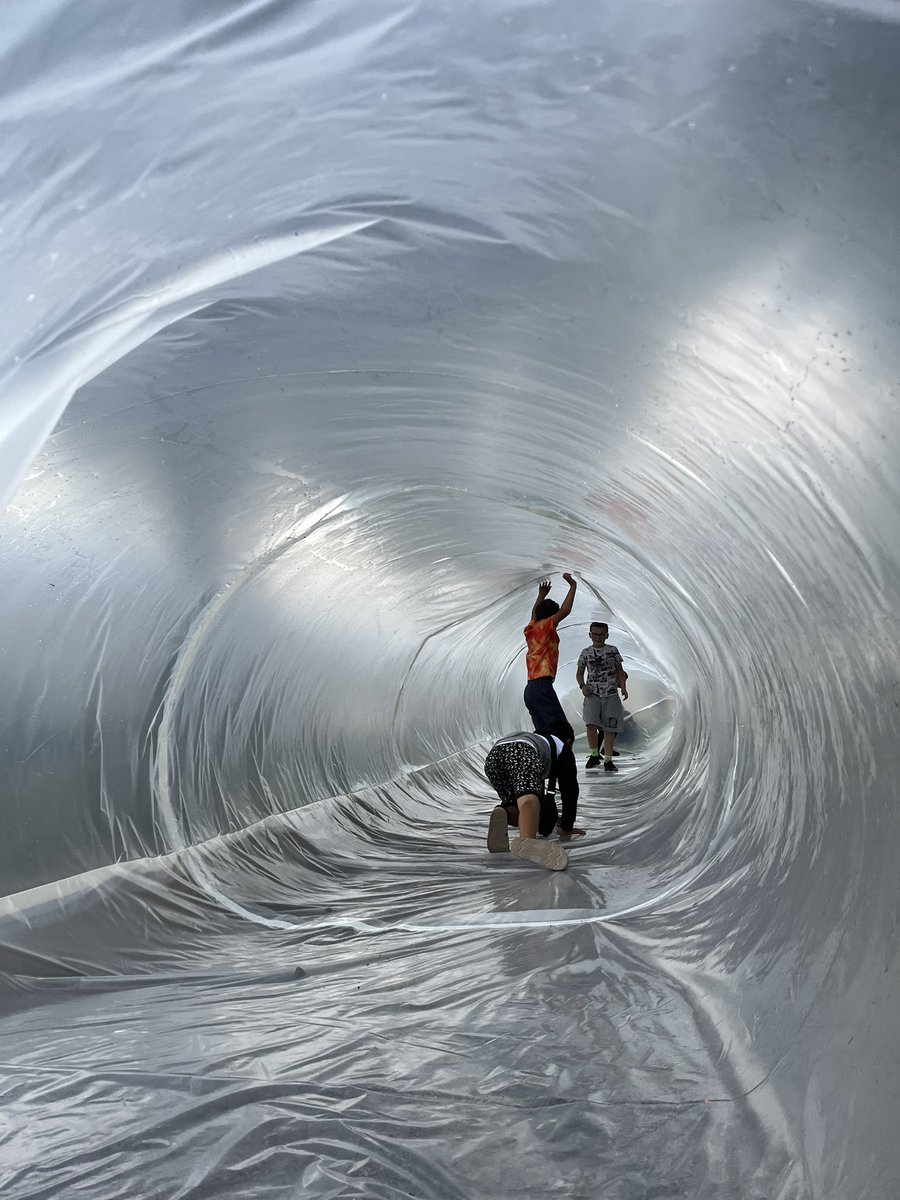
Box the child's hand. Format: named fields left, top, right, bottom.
left=538, top=579, right=552, bottom=596
left=562, top=572, right=576, bottom=585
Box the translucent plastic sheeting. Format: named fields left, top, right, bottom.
left=0, top=1, right=898, bottom=1197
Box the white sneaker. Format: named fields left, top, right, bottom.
left=510, top=837, right=568, bottom=871
left=487, top=806, right=511, bottom=853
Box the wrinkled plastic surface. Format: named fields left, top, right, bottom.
left=1, top=1, right=899, bottom=1197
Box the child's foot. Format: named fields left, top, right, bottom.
left=604, top=758, right=618, bottom=772
left=487, top=806, right=511, bottom=853
left=510, top=837, right=568, bottom=870
left=585, top=754, right=601, bottom=770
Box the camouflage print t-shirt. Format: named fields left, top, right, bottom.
left=577, top=644, right=623, bottom=696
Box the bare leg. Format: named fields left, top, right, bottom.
left=603, top=730, right=616, bottom=757
left=586, top=724, right=599, bottom=753
left=516, top=794, right=540, bottom=839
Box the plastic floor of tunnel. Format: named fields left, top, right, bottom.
left=0, top=753, right=809, bottom=1200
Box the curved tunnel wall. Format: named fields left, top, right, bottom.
left=1, top=2, right=899, bottom=1197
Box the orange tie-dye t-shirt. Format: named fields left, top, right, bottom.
left=523, top=617, right=559, bottom=681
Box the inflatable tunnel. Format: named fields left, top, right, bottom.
left=1, top=1, right=898, bottom=1196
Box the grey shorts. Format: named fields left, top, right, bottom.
left=583, top=692, right=625, bottom=733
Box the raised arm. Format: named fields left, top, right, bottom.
left=530, top=578, right=552, bottom=623
left=552, top=572, right=577, bottom=625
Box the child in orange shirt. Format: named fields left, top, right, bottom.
left=522, top=573, right=576, bottom=729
